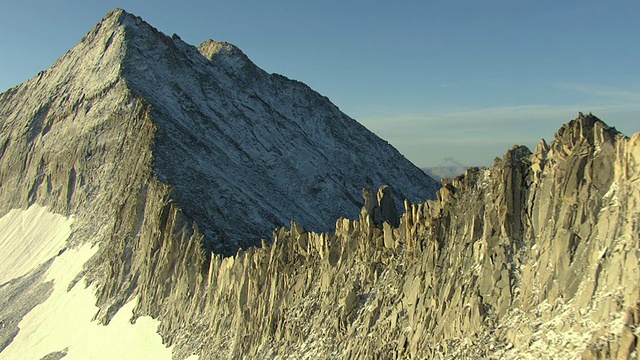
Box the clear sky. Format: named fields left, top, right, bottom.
left=1, top=1, right=639, bottom=167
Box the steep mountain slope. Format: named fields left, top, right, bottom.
left=0, top=9, right=438, bottom=256
left=121, top=10, right=439, bottom=255
left=0, top=9, right=436, bottom=359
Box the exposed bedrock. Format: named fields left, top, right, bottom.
left=106, top=114, right=638, bottom=359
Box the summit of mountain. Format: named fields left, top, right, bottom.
left=0, top=8, right=439, bottom=255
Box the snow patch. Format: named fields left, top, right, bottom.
left=0, top=204, right=72, bottom=285
left=0, top=206, right=199, bottom=360
left=602, top=181, right=619, bottom=206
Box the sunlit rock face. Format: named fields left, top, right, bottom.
left=170, top=114, right=637, bottom=359
left=0, top=7, right=638, bottom=360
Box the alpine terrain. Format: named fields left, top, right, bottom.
left=0, top=9, right=639, bottom=360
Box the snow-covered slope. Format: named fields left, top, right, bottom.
left=0, top=206, right=199, bottom=360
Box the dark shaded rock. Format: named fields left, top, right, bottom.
left=360, top=185, right=400, bottom=229
left=377, top=185, right=399, bottom=228
left=39, top=348, right=68, bottom=360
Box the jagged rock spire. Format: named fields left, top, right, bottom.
left=360, top=185, right=400, bottom=228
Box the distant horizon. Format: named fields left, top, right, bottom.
left=1, top=1, right=639, bottom=168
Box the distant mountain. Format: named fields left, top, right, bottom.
left=422, top=157, right=471, bottom=181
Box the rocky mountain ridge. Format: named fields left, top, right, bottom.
left=0, top=8, right=638, bottom=360
left=134, top=114, right=638, bottom=359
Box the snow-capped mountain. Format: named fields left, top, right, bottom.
left=0, top=9, right=438, bottom=256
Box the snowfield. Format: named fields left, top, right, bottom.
left=0, top=206, right=198, bottom=360
left=0, top=205, right=72, bottom=285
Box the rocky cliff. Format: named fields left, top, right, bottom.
left=0, top=8, right=638, bottom=360
left=136, top=113, right=638, bottom=359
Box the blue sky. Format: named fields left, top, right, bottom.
left=1, top=1, right=639, bottom=167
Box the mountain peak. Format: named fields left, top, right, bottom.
left=553, top=112, right=622, bottom=150
left=0, top=9, right=438, bottom=255
left=197, top=40, right=245, bottom=60
left=105, top=8, right=127, bottom=20
left=104, top=8, right=150, bottom=25
left=95, top=8, right=142, bottom=33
